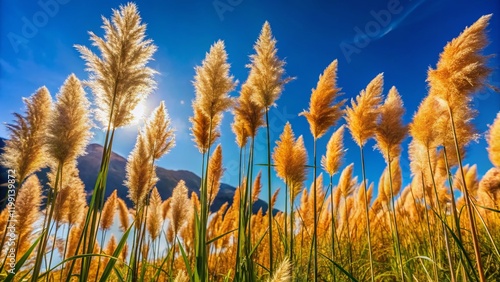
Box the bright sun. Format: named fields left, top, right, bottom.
left=131, top=102, right=146, bottom=125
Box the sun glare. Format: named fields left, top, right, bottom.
left=131, top=102, right=146, bottom=124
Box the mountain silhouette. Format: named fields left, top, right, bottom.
left=0, top=138, right=273, bottom=214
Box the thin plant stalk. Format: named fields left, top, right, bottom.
left=447, top=106, right=486, bottom=282
left=386, top=155, right=404, bottom=281
left=31, top=162, right=63, bottom=281
left=359, top=146, right=375, bottom=282
left=426, top=148, right=456, bottom=282
left=442, top=146, right=469, bottom=281
left=420, top=173, right=439, bottom=281
left=328, top=175, right=337, bottom=282
left=265, top=108, right=274, bottom=274
left=313, top=139, right=318, bottom=282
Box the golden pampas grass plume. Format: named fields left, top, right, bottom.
left=375, top=86, right=407, bottom=162
left=193, top=40, right=236, bottom=119
left=190, top=103, right=222, bottom=153
left=125, top=133, right=158, bottom=207
left=300, top=60, right=345, bottom=139
left=427, top=14, right=491, bottom=103
left=76, top=3, right=157, bottom=128
left=338, top=163, right=357, bottom=198
left=488, top=112, right=500, bottom=167
left=147, top=187, right=163, bottom=241
left=322, top=125, right=346, bottom=177
left=16, top=175, right=42, bottom=256
left=248, top=21, right=292, bottom=109
left=46, top=74, right=92, bottom=166
left=233, top=80, right=265, bottom=139
left=144, top=101, right=175, bottom=160
left=268, top=257, right=292, bottom=282
left=100, top=189, right=118, bottom=231
left=207, top=144, right=224, bottom=206
left=117, top=198, right=130, bottom=232
left=1, top=86, right=52, bottom=182
left=168, top=180, right=192, bottom=236
left=345, top=73, right=384, bottom=147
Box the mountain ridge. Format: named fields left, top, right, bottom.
left=0, top=138, right=273, bottom=214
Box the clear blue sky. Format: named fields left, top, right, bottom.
left=1, top=0, right=499, bottom=209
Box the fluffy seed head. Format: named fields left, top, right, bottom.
left=273, top=122, right=296, bottom=182
left=427, top=14, right=491, bottom=104
left=488, top=112, right=500, bottom=167
left=117, top=198, right=130, bottom=232
left=46, top=74, right=92, bottom=166
left=75, top=3, right=157, bottom=128
left=338, top=163, right=357, bottom=198
left=100, top=189, right=118, bottom=231
left=322, top=125, right=346, bottom=176
left=207, top=144, right=224, bottom=206
left=345, top=73, right=384, bottom=147
left=252, top=171, right=263, bottom=204
left=300, top=60, right=345, bottom=139
left=454, top=164, right=479, bottom=194
left=144, top=101, right=175, bottom=160
left=232, top=79, right=265, bottom=140
left=268, top=257, right=292, bottom=282
left=375, top=86, right=407, bottom=162
left=1, top=86, right=52, bottom=182
left=125, top=134, right=158, bottom=207
left=190, top=102, right=222, bottom=153
left=168, top=180, right=191, bottom=235
left=193, top=40, right=236, bottom=120
left=147, top=187, right=163, bottom=240
left=248, top=21, right=291, bottom=108
left=16, top=175, right=42, bottom=255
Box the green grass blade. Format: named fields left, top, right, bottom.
left=178, top=237, right=194, bottom=279
left=206, top=228, right=237, bottom=245
left=320, top=252, right=358, bottom=282
left=4, top=233, right=41, bottom=282
left=99, top=220, right=134, bottom=282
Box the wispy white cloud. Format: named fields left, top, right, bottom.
left=373, top=0, right=427, bottom=40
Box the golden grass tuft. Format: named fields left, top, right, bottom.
left=300, top=60, right=345, bottom=139
left=125, top=134, right=158, bottom=207
left=268, top=257, right=292, bottom=282
left=168, top=180, right=191, bottom=236
left=233, top=80, right=265, bottom=140
left=16, top=175, right=42, bottom=256
left=100, top=189, right=118, bottom=231
left=427, top=14, right=491, bottom=103
left=375, top=86, right=407, bottom=161
left=190, top=103, right=222, bottom=153
left=252, top=171, right=263, bottom=204
left=0, top=86, right=52, bottom=182
left=144, top=101, right=176, bottom=160
left=273, top=122, right=296, bottom=182
left=193, top=40, right=236, bottom=119
left=117, top=198, right=130, bottom=232
left=248, top=22, right=291, bottom=109
left=207, top=144, right=224, bottom=206
left=322, top=125, right=345, bottom=177
left=75, top=3, right=157, bottom=128
left=488, top=112, right=500, bottom=167
left=46, top=74, right=92, bottom=166
left=147, top=187, right=163, bottom=240
left=338, top=163, right=357, bottom=198
left=345, top=73, right=384, bottom=146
